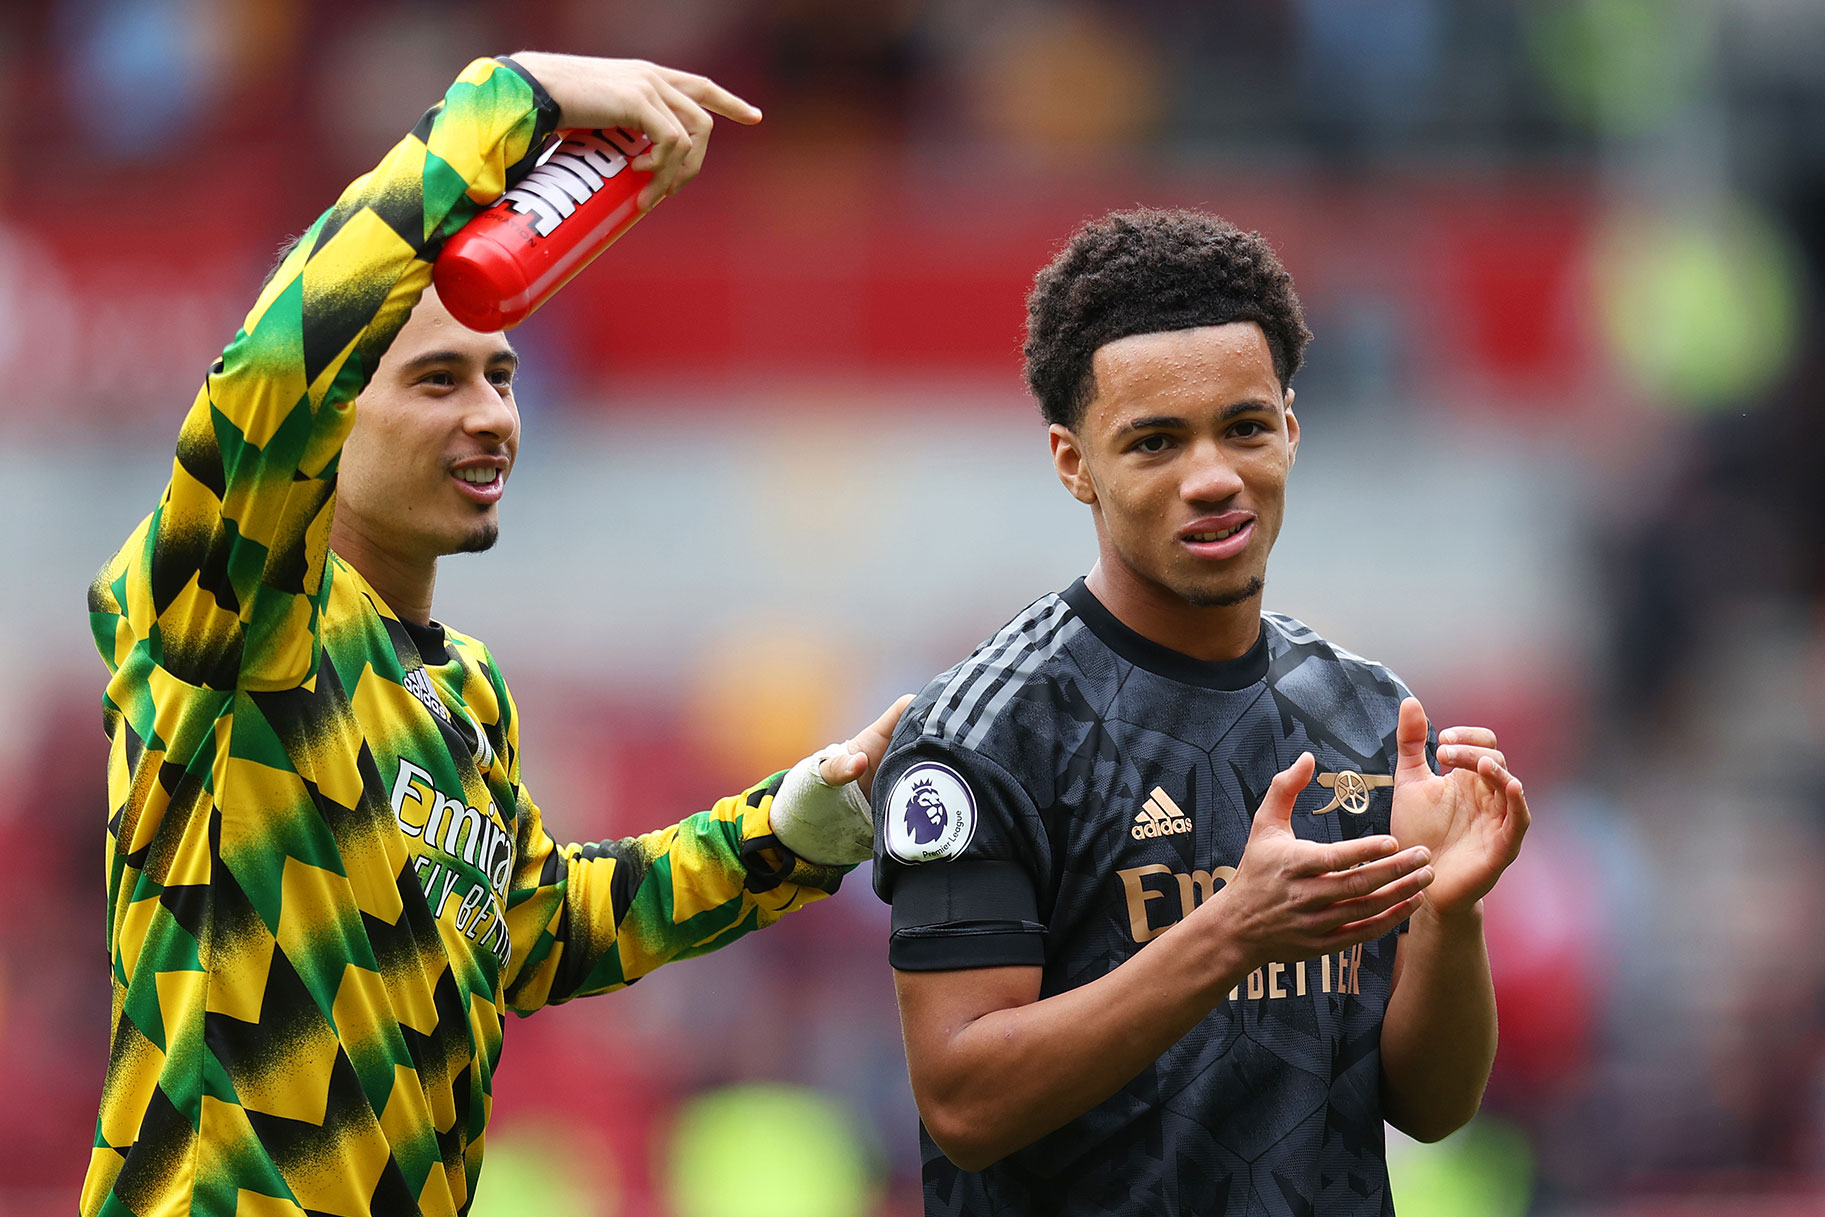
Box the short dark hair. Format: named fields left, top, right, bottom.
left=1023, top=208, right=1313, bottom=428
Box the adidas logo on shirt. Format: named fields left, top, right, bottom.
left=403, top=666, right=451, bottom=723
left=1131, top=788, right=1193, bottom=840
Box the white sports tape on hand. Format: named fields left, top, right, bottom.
left=769, top=744, right=875, bottom=866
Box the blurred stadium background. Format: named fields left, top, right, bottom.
left=3, top=0, right=1824, bottom=1213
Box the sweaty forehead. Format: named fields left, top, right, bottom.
left=1086, top=323, right=1281, bottom=423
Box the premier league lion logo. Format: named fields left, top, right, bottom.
left=886, top=761, right=977, bottom=863
left=903, top=778, right=949, bottom=845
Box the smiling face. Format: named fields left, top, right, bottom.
left=334, top=289, right=520, bottom=567
left=1050, top=321, right=1299, bottom=656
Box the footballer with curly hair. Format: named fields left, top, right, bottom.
left=870, top=209, right=1532, bottom=1215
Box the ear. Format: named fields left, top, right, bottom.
left=1049, top=424, right=1097, bottom=505
left=1283, top=388, right=1300, bottom=466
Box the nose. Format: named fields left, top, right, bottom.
left=1180, top=439, right=1244, bottom=504
left=462, top=379, right=518, bottom=445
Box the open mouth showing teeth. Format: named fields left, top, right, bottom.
left=455, top=468, right=500, bottom=485
left=1186, top=523, right=1247, bottom=542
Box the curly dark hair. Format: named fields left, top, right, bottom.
left=1023, top=208, right=1313, bottom=428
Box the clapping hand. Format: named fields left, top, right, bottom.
left=1388, top=698, right=1529, bottom=918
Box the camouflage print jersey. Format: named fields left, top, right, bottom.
left=874, top=579, right=1430, bottom=1217
left=83, top=57, right=842, bottom=1217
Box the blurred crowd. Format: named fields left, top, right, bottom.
left=4, top=1, right=1825, bottom=1214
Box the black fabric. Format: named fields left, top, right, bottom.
left=739, top=833, right=796, bottom=894
left=398, top=617, right=452, bottom=664
left=890, top=922, right=1046, bottom=970
left=872, top=585, right=1418, bottom=1217
left=892, top=858, right=1039, bottom=927
left=1060, top=577, right=1268, bottom=690
left=890, top=860, right=1044, bottom=970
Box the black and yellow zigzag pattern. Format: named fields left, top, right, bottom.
left=82, top=60, right=844, bottom=1217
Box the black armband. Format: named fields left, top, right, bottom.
left=888, top=860, right=1046, bottom=970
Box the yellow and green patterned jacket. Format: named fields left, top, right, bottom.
left=82, top=57, right=841, bottom=1217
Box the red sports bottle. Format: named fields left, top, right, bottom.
left=433, top=127, right=655, bottom=331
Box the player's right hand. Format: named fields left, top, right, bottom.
left=507, top=53, right=762, bottom=209
left=1212, top=752, right=1433, bottom=969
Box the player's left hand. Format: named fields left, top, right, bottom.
left=769, top=695, right=915, bottom=865
left=1388, top=698, right=1529, bottom=918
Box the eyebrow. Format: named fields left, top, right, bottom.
left=1117, top=400, right=1279, bottom=434
left=397, top=347, right=520, bottom=374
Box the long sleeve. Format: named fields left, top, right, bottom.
left=78, top=63, right=560, bottom=1217
left=494, top=685, right=849, bottom=1014
left=88, top=56, right=559, bottom=697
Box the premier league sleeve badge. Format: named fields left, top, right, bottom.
left=885, top=760, right=978, bottom=864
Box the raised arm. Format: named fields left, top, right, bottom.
left=89, top=57, right=561, bottom=694
left=87, top=56, right=762, bottom=697
left=895, top=755, right=1434, bottom=1170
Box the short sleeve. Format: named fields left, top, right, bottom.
left=871, top=732, right=1049, bottom=971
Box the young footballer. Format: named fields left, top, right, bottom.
left=872, top=209, right=1531, bottom=1216
left=84, top=53, right=892, bottom=1217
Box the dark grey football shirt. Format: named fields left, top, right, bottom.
left=872, top=578, right=1426, bottom=1217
